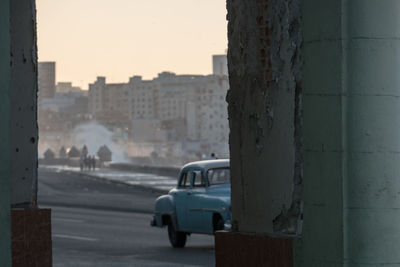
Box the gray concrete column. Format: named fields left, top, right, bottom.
left=297, top=0, right=400, bottom=265
left=217, top=1, right=301, bottom=264
left=227, top=0, right=302, bottom=236
left=10, top=0, right=39, bottom=208
left=0, top=0, right=12, bottom=265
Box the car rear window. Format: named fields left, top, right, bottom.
left=207, top=168, right=230, bottom=185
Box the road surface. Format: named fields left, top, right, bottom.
left=38, top=168, right=215, bottom=266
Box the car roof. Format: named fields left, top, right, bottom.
left=181, top=159, right=230, bottom=171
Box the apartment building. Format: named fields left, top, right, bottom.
left=88, top=77, right=129, bottom=124
left=38, top=61, right=56, bottom=98
left=128, top=76, right=155, bottom=120
left=88, top=55, right=229, bottom=151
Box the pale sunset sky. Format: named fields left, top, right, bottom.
left=36, top=0, right=228, bottom=89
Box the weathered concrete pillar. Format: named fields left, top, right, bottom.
left=0, top=0, right=52, bottom=266
left=10, top=0, right=39, bottom=208
left=227, top=0, right=302, bottom=236
left=219, top=0, right=400, bottom=266
left=216, top=0, right=301, bottom=265
left=296, top=0, right=400, bottom=265
left=0, top=0, right=12, bottom=265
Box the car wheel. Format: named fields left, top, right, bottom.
left=167, top=222, right=186, bottom=248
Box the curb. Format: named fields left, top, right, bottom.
left=39, top=201, right=154, bottom=215
left=39, top=167, right=170, bottom=195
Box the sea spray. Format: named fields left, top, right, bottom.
left=70, top=122, right=130, bottom=163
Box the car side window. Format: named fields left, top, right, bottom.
left=179, top=171, right=190, bottom=188
left=207, top=168, right=230, bottom=185
left=192, top=170, right=205, bottom=187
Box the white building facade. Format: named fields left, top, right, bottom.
left=127, top=76, right=155, bottom=120
left=88, top=55, right=230, bottom=156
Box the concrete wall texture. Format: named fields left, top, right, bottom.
left=0, top=0, right=39, bottom=265
left=227, top=0, right=400, bottom=266
left=295, top=0, right=400, bottom=266
left=10, top=0, right=38, bottom=207
left=227, top=0, right=302, bottom=235
left=0, top=0, right=12, bottom=265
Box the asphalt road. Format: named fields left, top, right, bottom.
left=38, top=168, right=215, bottom=267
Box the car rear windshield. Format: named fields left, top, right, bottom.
left=207, top=168, right=230, bottom=185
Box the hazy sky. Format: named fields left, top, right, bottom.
left=36, top=0, right=228, bottom=89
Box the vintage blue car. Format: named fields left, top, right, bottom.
left=150, top=159, right=231, bottom=248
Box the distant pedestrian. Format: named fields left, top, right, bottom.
left=84, top=156, right=90, bottom=170
left=91, top=156, right=96, bottom=171
left=79, top=156, right=84, bottom=171
left=87, top=156, right=91, bottom=170
left=88, top=155, right=93, bottom=171
left=82, top=145, right=88, bottom=158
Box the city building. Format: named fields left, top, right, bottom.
left=38, top=91, right=90, bottom=140
left=88, top=77, right=129, bottom=125
left=185, top=75, right=229, bottom=143
left=87, top=55, right=230, bottom=157
left=128, top=76, right=155, bottom=120
left=154, top=72, right=192, bottom=121
left=212, top=54, right=228, bottom=76
left=37, top=62, right=90, bottom=158
left=88, top=76, right=105, bottom=115
left=38, top=61, right=56, bottom=98
left=56, top=82, right=82, bottom=93
left=131, top=119, right=166, bottom=142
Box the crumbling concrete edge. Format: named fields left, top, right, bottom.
left=269, top=0, right=303, bottom=236
left=30, top=0, right=39, bottom=208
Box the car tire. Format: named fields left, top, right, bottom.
left=215, top=217, right=224, bottom=232
left=167, top=222, right=186, bottom=248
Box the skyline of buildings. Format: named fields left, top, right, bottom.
left=37, top=54, right=230, bottom=162
left=38, top=54, right=228, bottom=92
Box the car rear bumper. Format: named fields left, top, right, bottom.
left=150, top=216, right=156, bottom=227
left=224, top=221, right=232, bottom=231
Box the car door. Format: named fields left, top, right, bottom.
left=174, top=170, right=191, bottom=231
left=185, top=169, right=207, bottom=233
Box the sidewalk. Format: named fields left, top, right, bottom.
left=39, top=165, right=177, bottom=193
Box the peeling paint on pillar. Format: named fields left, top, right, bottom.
left=10, top=0, right=38, bottom=208
left=227, top=0, right=302, bottom=235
